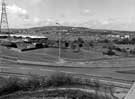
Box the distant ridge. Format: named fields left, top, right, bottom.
left=9, top=26, right=135, bottom=34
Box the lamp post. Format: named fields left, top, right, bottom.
left=58, top=30, right=61, bottom=61
left=56, top=22, right=65, bottom=63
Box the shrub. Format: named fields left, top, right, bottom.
left=115, top=47, right=122, bottom=52
left=103, top=49, right=116, bottom=56
left=0, top=77, right=22, bottom=96
left=24, top=74, right=47, bottom=90
left=46, top=72, right=74, bottom=87
left=0, top=73, right=114, bottom=99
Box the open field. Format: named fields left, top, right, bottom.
left=1, top=46, right=107, bottom=62
left=1, top=45, right=135, bottom=67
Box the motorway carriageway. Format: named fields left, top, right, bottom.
left=0, top=58, right=134, bottom=89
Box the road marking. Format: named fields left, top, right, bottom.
left=125, top=82, right=135, bottom=99
left=20, top=67, right=33, bottom=70
left=40, top=68, right=55, bottom=72
left=0, top=66, right=12, bottom=69
left=61, top=71, right=77, bottom=74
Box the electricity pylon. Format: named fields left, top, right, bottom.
left=0, top=0, right=10, bottom=35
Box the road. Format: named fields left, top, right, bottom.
left=0, top=58, right=130, bottom=99
left=0, top=57, right=133, bottom=88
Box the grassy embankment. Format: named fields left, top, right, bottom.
left=0, top=73, right=116, bottom=99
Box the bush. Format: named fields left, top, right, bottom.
left=0, top=77, right=23, bottom=96
left=0, top=75, right=46, bottom=96
left=0, top=73, right=75, bottom=96
left=103, top=49, right=116, bottom=56
left=114, top=47, right=122, bottom=52
left=0, top=73, right=114, bottom=99
left=24, top=74, right=47, bottom=90
left=46, top=73, right=74, bottom=87
left=130, top=50, right=135, bottom=54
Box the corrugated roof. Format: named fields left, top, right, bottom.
left=10, top=34, right=47, bottom=38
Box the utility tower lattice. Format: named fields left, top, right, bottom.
left=0, top=0, right=9, bottom=34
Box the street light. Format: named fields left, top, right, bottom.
left=56, top=22, right=65, bottom=63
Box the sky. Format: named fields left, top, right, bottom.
left=1, top=0, right=135, bottom=30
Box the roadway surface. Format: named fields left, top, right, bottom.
left=0, top=57, right=133, bottom=88
left=0, top=59, right=130, bottom=99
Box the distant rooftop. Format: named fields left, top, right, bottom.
left=11, top=34, right=47, bottom=38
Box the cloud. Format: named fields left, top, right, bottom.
left=80, top=9, right=94, bottom=16
left=77, top=18, right=135, bottom=30
left=33, top=17, right=40, bottom=23
left=31, top=0, right=43, bottom=4
left=7, top=4, right=27, bottom=14
left=84, top=9, right=90, bottom=14
left=100, top=20, right=109, bottom=25
left=35, top=18, right=56, bottom=26
left=7, top=4, right=29, bottom=19
left=26, top=0, right=44, bottom=5
left=22, top=17, right=54, bottom=28
left=4, top=4, right=32, bottom=28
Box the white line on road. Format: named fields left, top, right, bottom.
left=40, top=68, right=55, bottom=72
left=20, top=67, right=33, bottom=70
left=0, top=66, right=12, bottom=69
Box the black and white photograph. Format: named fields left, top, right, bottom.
left=0, top=0, right=135, bottom=99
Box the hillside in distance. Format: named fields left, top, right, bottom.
left=9, top=26, right=135, bottom=36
